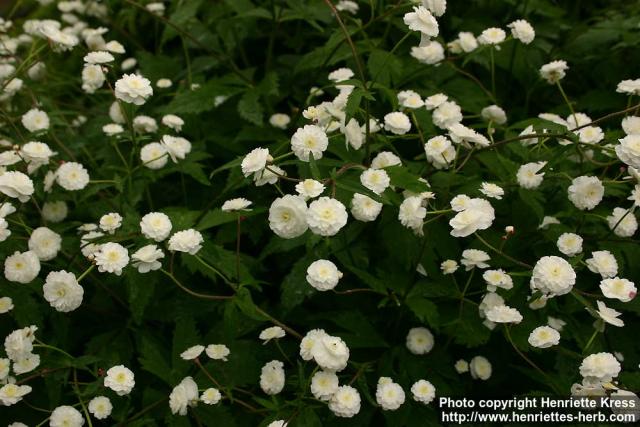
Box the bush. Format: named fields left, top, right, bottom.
left=1, top=0, right=640, bottom=425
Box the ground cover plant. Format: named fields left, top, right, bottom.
left=1, top=0, right=640, bottom=425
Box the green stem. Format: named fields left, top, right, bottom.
left=160, top=269, right=232, bottom=300
left=193, top=255, right=236, bottom=289
left=77, top=265, right=95, bottom=282
left=474, top=232, right=532, bottom=269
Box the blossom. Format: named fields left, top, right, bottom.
left=168, top=229, right=203, bottom=255
left=461, top=249, right=490, bottom=270
left=478, top=27, right=506, bottom=45
left=376, top=377, right=406, bottom=411
left=20, top=141, right=55, bottom=166
left=424, top=135, right=455, bottom=168
left=94, top=243, right=129, bottom=275
left=160, top=135, right=191, bottom=162
left=4, top=251, right=40, bottom=284
left=482, top=269, right=513, bottom=292
left=425, top=93, right=448, bottom=110
left=384, top=112, right=411, bottom=135
left=508, top=19, right=535, bottom=44
left=595, top=300, right=624, bottom=327
left=56, top=162, right=90, bottom=190
left=43, top=270, right=84, bottom=312
left=21, top=108, right=49, bottom=132
left=406, top=327, right=434, bottom=355
left=557, top=233, right=583, bottom=256
left=241, top=147, right=270, bottom=177
left=469, top=356, right=492, bottom=380
left=156, top=78, right=172, bottom=88
left=530, top=256, right=576, bottom=297
left=540, top=60, right=569, bottom=84
left=0, top=383, right=32, bottom=406
left=260, top=360, right=285, bottom=395
left=12, top=354, right=40, bottom=375
left=269, top=113, right=291, bottom=129
left=104, top=365, right=135, bottom=395
left=99, top=212, right=122, bottom=234
left=162, top=114, right=184, bottom=131
left=114, top=73, right=153, bottom=105
left=616, top=79, right=640, bottom=96
left=410, top=41, right=445, bottom=65
left=607, top=207, right=637, bottom=237
left=351, top=193, right=383, bottom=222
left=586, top=250, right=618, bottom=278
left=140, top=212, right=172, bottom=241
left=4, top=326, right=37, bottom=361
left=310, top=370, right=339, bottom=401
left=568, top=176, right=604, bottom=210
left=329, top=385, right=361, bottom=417
left=311, top=334, right=350, bottom=371
left=599, top=277, right=636, bottom=302
left=341, top=118, right=364, bottom=149
left=88, top=396, right=112, bottom=420
left=306, top=259, right=343, bottom=291
left=169, top=376, right=199, bottom=415
left=41, top=201, right=68, bottom=223
left=222, top=198, right=252, bottom=212
left=306, top=197, right=348, bottom=236
left=579, top=352, right=621, bottom=383
left=527, top=326, right=561, bottom=349
left=205, top=344, right=230, bottom=361
left=28, top=226, right=61, bottom=261
left=131, top=245, right=164, bottom=273
left=432, top=101, right=463, bottom=129
left=291, top=125, right=329, bottom=161
left=140, top=142, right=168, bottom=169
left=479, top=182, right=504, bottom=200
left=486, top=305, right=523, bottom=324
left=371, top=151, right=402, bottom=169
left=397, top=90, right=424, bottom=109
left=441, top=259, right=458, bottom=274
left=403, top=6, right=439, bottom=37
left=295, top=179, right=325, bottom=200
left=481, top=105, right=507, bottom=125
left=84, top=50, right=114, bottom=64
left=0, top=171, right=34, bottom=202
left=269, top=195, right=308, bottom=238
left=0, top=297, right=14, bottom=314
left=360, top=168, right=390, bottom=194
left=133, top=115, right=158, bottom=133
left=399, top=196, right=427, bottom=234
left=423, top=0, right=446, bottom=17
left=411, top=379, right=436, bottom=404
left=517, top=161, right=546, bottom=189
left=260, top=326, right=286, bottom=343
left=454, top=360, right=469, bottom=373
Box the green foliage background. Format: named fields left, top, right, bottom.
left=2, top=0, right=640, bottom=425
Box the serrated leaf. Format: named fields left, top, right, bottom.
left=238, top=90, right=264, bottom=126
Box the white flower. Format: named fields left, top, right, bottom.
left=4, top=251, right=40, bottom=284
left=222, top=198, right=252, bottom=212
left=616, top=135, right=640, bottom=169
left=424, top=135, right=455, bottom=168
left=410, top=41, right=444, bottom=65
left=307, top=197, right=348, bottom=236
left=50, top=405, right=84, bottom=427
left=99, top=212, right=122, bottom=234
left=160, top=135, right=191, bottom=162
left=168, top=229, right=203, bottom=255
left=84, top=51, right=113, bottom=64
left=482, top=269, right=513, bottom=292
left=254, top=165, right=284, bottom=186
left=133, top=115, right=158, bottom=134
left=140, top=142, right=168, bottom=169
left=399, top=196, right=426, bottom=235
left=360, top=168, right=390, bottom=194
left=622, top=116, right=640, bottom=135
left=104, top=365, right=135, bottom=396
left=479, top=293, right=505, bottom=323
left=479, top=182, right=504, bottom=199
left=454, top=360, right=469, bottom=373
left=607, top=207, right=637, bottom=237
left=406, top=327, right=434, bottom=355
left=432, top=101, right=463, bottom=129
left=557, top=233, right=583, bottom=256
left=56, top=162, right=90, bottom=190
left=336, top=0, right=359, bottom=14
left=568, top=176, right=604, bottom=211
left=486, top=305, right=523, bottom=324
left=162, top=114, right=184, bottom=131
left=306, top=260, right=343, bottom=291
left=580, top=352, right=621, bottom=383
left=260, top=326, right=286, bottom=343
left=376, top=377, right=406, bottom=410
left=43, top=270, right=84, bottom=312
left=423, top=0, right=446, bottom=16
left=411, top=379, right=436, bottom=404
left=291, top=125, right=329, bottom=161
left=600, top=277, right=636, bottom=302
left=0, top=171, right=34, bottom=202
left=169, top=376, right=199, bottom=415
left=260, top=360, right=285, bottom=395
left=586, top=250, right=618, bottom=278
left=20, top=141, right=55, bottom=166
left=371, top=151, right=402, bottom=169
left=109, top=101, right=125, bottom=123
left=200, top=388, right=221, bottom=405
left=311, top=334, right=350, bottom=371
left=449, top=198, right=495, bottom=238
left=577, top=126, right=604, bottom=144
left=403, top=6, right=439, bottom=37
left=21, top=108, right=49, bottom=132
left=28, top=227, right=61, bottom=261
left=461, top=249, right=490, bottom=270
left=481, top=105, right=507, bottom=125
left=180, top=344, right=205, bottom=360
left=131, top=245, right=164, bottom=273
left=94, top=242, right=129, bottom=275
left=424, top=93, right=448, bottom=110
left=241, top=147, right=270, bottom=177
left=478, top=27, right=506, bottom=45
left=508, top=19, right=535, bottom=44
left=341, top=118, right=364, bottom=150
left=156, top=78, right=172, bottom=88
left=384, top=112, right=411, bottom=135
left=540, top=60, right=569, bottom=84
left=441, top=259, right=458, bottom=274
left=140, top=212, right=172, bottom=242
left=0, top=218, right=9, bottom=242
left=0, top=383, right=32, bottom=406
left=530, top=256, right=576, bottom=297
left=115, top=73, right=153, bottom=105
left=295, top=179, right=325, bottom=200
left=469, top=356, right=492, bottom=380
left=88, top=396, right=112, bottom=420
left=0, top=297, right=14, bottom=314
left=310, top=370, right=339, bottom=401
left=595, top=300, right=624, bottom=327
left=397, top=90, right=424, bottom=109
left=616, top=79, right=640, bottom=96
left=146, top=2, right=165, bottom=15
left=269, top=195, right=308, bottom=238
left=12, top=354, right=40, bottom=375
left=4, top=326, right=37, bottom=362
left=539, top=216, right=561, bottom=229
left=300, top=329, right=327, bottom=361
left=516, top=161, right=546, bottom=189
left=350, top=193, right=382, bottom=222
left=448, top=123, right=490, bottom=147
left=269, top=113, right=291, bottom=129
left=329, top=385, right=361, bottom=418
left=328, top=67, right=354, bottom=83
left=205, top=344, right=230, bottom=361
left=267, top=421, right=287, bottom=427
left=548, top=316, right=567, bottom=331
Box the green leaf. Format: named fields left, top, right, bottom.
left=385, top=165, right=430, bottom=193
left=238, top=90, right=264, bottom=126
left=234, top=288, right=267, bottom=321
left=138, top=336, right=172, bottom=384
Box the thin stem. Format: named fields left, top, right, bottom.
left=77, top=264, right=95, bottom=282
left=474, top=232, right=533, bottom=269
left=236, top=216, right=242, bottom=282
left=160, top=269, right=232, bottom=300
left=253, top=305, right=303, bottom=340
left=73, top=369, right=94, bottom=427
left=490, top=47, right=496, bottom=98
left=582, top=329, right=599, bottom=354
left=193, top=255, right=236, bottom=289
left=322, top=0, right=366, bottom=83
left=556, top=80, right=576, bottom=126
